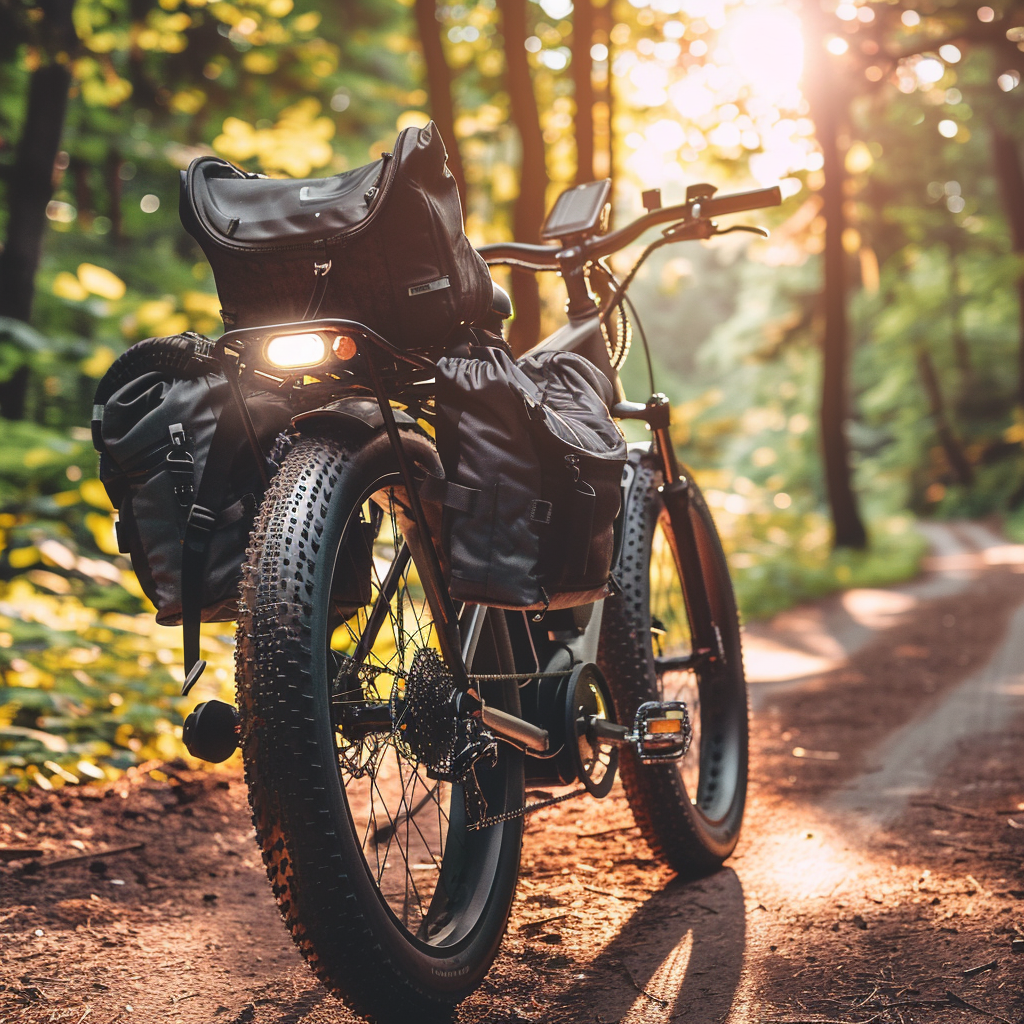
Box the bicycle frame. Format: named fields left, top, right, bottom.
left=210, top=182, right=781, bottom=757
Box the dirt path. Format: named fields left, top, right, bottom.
left=2, top=524, right=1023, bottom=1024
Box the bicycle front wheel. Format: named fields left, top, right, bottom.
left=236, top=431, right=524, bottom=1022
left=599, top=449, right=748, bottom=876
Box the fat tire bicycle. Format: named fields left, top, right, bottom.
left=219, top=180, right=779, bottom=1020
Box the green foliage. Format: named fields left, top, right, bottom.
left=4, top=0, right=1024, bottom=786
left=725, top=509, right=926, bottom=620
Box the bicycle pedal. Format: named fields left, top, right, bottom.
left=632, top=701, right=691, bottom=764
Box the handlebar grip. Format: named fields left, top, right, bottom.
left=700, top=185, right=782, bottom=218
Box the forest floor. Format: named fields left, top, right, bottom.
left=2, top=522, right=1024, bottom=1024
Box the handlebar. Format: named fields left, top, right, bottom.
left=478, top=184, right=782, bottom=269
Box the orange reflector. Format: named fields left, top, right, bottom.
left=648, top=719, right=682, bottom=734
left=333, top=333, right=358, bottom=360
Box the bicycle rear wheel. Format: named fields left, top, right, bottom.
left=236, top=432, right=524, bottom=1021
left=599, top=449, right=748, bottom=876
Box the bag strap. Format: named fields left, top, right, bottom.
left=180, top=396, right=247, bottom=674
left=301, top=249, right=333, bottom=320
left=420, top=473, right=495, bottom=517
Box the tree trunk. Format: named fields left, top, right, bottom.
left=572, top=0, right=594, bottom=184
left=916, top=347, right=974, bottom=487
left=803, top=2, right=867, bottom=549
left=991, top=128, right=1024, bottom=406
left=0, top=0, right=76, bottom=421
left=498, top=0, right=549, bottom=355
left=0, top=65, right=71, bottom=420
left=414, top=0, right=468, bottom=211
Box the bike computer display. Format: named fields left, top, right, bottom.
left=540, top=179, right=612, bottom=241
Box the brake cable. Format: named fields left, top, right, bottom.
left=588, top=260, right=632, bottom=370
left=596, top=258, right=656, bottom=392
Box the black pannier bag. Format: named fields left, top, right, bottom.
left=427, top=348, right=628, bottom=610
left=179, top=121, right=492, bottom=353
left=92, top=335, right=294, bottom=670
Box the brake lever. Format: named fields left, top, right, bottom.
left=659, top=220, right=769, bottom=243
left=714, top=224, right=770, bottom=239
left=661, top=219, right=717, bottom=242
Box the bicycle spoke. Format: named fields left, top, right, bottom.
left=329, top=489, right=456, bottom=936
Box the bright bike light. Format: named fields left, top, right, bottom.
left=265, top=332, right=328, bottom=369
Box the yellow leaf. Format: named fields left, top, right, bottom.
left=182, top=291, right=221, bottom=316
left=81, top=345, right=116, bottom=378
left=265, top=0, right=293, bottom=14
left=162, top=12, right=191, bottom=30
left=155, top=313, right=190, bottom=336
left=53, top=272, right=89, bottom=301
left=80, top=479, right=114, bottom=511
left=77, top=263, right=126, bottom=301
left=23, top=448, right=55, bottom=469
left=86, top=512, right=120, bottom=556
left=136, top=299, right=176, bottom=327
left=84, top=30, right=119, bottom=53
left=9, top=546, right=40, bottom=569
left=292, top=10, right=320, bottom=31
left=81, top=75, right=133, bottom=108
left=243, top=51, right=277, bottom=74
left=118, top=570, right=148, bottom=600
left=169, top=88, right=206, bottom=114
left=53, top=489, right=82, bottom=507
left=396, top=110, right=430, bottom=132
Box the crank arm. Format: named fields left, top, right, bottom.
left=333, top=694, right=549, bottom=754
left=479, top=703, right=549, bottom=753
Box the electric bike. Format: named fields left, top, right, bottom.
left=212, top=179, right=780, bottom=1020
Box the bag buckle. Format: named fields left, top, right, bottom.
left=166, top=423, right=194, bottom=506
left=188, top=334, right=214, bottom=359
left=187, top=504, right=218, bottom=534
left=169, top=422, right=187, bottom=449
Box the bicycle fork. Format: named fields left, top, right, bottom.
left=616, top=392, right=726, bottom=673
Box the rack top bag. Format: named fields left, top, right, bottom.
left=179, top=121, right=493, bottom=353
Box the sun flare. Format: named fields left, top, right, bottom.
left=719, top=4, right=806, bottom=103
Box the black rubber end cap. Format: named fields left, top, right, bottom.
left=182, top=700, right=240, bottom=764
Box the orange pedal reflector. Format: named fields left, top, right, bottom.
left=648, top=719, right=683, bottom=734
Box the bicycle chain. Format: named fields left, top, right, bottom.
left=468, top=670, right=574, bottom=683
left=461, top=670, right=584, bottom=828
left=468, top=786, right=589, bottom=830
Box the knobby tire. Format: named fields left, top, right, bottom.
left=599, top=449, right=749, bottom=876
left=236, top=432, right=524, bottom=1023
